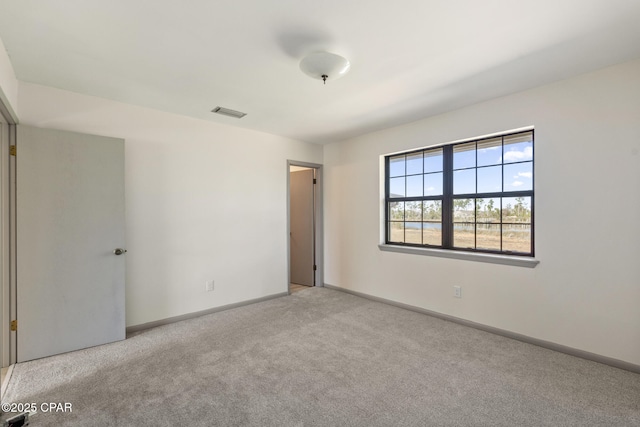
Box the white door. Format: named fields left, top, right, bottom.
left=290, top=169, right=315, bottom=286
left=16, top=125, right=126, bottom=362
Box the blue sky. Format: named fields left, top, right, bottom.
left=389, top=137, right=533, bottom=199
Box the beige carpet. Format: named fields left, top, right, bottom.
left=2, top=287, right=639, bottom=426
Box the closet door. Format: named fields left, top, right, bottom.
left=17, top=125, right=126, bottom=362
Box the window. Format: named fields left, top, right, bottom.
left=385, top=130, right=534, bottom=256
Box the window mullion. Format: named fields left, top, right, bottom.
left=421, top=152, right=425, bottom=246
left=474, top=142, right=478, bottom=250
left=442, top=146, right=453, bottom=248
left=403, top=155, right=407, bottom=243
left=500, top=136, right=504, bottom=252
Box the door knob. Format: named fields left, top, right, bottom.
left=113, top=248, right=127, bottom=255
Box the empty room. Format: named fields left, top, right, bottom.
left=0, top=1, right=639, bottom=426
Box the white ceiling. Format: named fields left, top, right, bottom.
left=1, top=0, right=640, bottom=144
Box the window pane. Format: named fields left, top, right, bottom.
left=389, top=177, right=405, bottom=198
left=503, top=162, right=532, bottom=192
left=453, top=223, right=475, bottom=249
left=476, top=197, right=501, bottom=223
left=389, top=155, right=405, bottom=177
left=424, top=199, right=442, bottom=246
left=454, top=142, right=475, bottom=170
left=424, top=172, right=443, bottom=196
left=405, top=222, right=422, bottom=244
left=406, top=175, right=423, bottom=197
left=476, top=223, right=501, bottom=251
left=477, top=166, right=502, bottom=193
left=502, top=197, right=531, bottom=223
left=503, top=132, right=533, bottom=164
left=453, top=198, right=474, bottom=222
left=453, top=169, right=475, bottom=195
left=405, top=201, right=422, bottom=221
left=423, top=222, right=442, bottom=246
left=388, top=222, right=405, bottom=243
left=503, top=223, right=531, bottom=253
left=453, top=197, right=475, bottom=247
left=389, top=201, right=404, bottom=221
left=477, top=137, right=502, bottom=167
left=424, top=149, right=443, bottom=173
left=423, top=200, right=442, bottom=221
left=406, top=153, right=423, bottom=175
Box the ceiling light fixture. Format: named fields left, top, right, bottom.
left=299, top=52, right=350, bottom=84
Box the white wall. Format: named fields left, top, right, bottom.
left=324, top=59, right=640, bottom=365
left=0, top=37, right=18, bottom=120
left=17, top=83, right=323, bottom=327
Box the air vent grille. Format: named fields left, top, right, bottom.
left=211, top=106, right=247, bottom=119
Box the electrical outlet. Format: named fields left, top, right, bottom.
left=453, top=286, right=462, bottom=298
left=205, top=280, right=214, bottom=292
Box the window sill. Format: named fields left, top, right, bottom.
left=378, top=244, right=539, bottom=268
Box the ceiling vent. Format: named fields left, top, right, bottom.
left=211, top=106, right=247, bottom=119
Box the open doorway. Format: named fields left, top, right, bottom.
left=287, top=161, right=322, bottom=294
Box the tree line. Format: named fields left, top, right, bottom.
left=391, top=197, right=531, bottom=223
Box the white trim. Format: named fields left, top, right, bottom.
left=0, top=92, right=16, bottom=368
left=379, top=244, right=539, bottom=268
left=0, top=121, right=7, bottom=368
left=7, top=124, right=16, bottom=365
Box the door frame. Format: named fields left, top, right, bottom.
left=286, top=160, right=323, bottom=294
left=0, top=96, right=17, bottom=368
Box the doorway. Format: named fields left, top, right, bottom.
left=288, top=161, right=322, bottom=294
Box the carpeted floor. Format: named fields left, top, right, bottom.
left=2, top=287, right=640, bottom=426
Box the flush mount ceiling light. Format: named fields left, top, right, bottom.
left=299, top=52, right=350, bottom=84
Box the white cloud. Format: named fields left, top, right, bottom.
left=517, top=172, right=532, bottom=179
left=502, top=146, right=533, bottom=162
left=426, top=186, right=435, bottom=191
left=479, top=146, right=501, bottom=151
left=511, top=181, right=523, bottom=187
